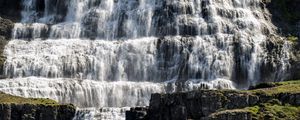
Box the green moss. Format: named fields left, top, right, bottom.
left=208, top=80, right=300, bottom=119
left=0, top=92, right=59, bottom=105
left=287, top=35, right=298, bottom=43
left=210, top=109, right=250, bottom=117
left=238, top=80, right=300, bottom=119
left=212, top=100, right=300, bottom=120
left=246, top=105, right=260, bottom=114
left=244, top=103, right=300, bottom=120
left=249, top=80, right=300, bottom=95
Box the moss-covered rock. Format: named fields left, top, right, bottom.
left=0, top=92, right=76, bottom=120
left=214, top=102, right=300, bottom=120
left=243, top=103, right=300, bottom=120
left=248, top=80, right=300, bottom=95
left=208, top=109, right=252, bottom=120
left=0, top=92, right=58, bottom=105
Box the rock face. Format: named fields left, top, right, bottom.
left=264, top=0, right=300, bottom=37
left=208, top=110, right=252, bottom=120
left=0, top=103, right=76, bottom=120
left=261, top=0, right=300, bottom=81
left=0, top=17, right=14, bottom=76
left=126, top=107, right=148, bottom=120
left=0, top=17, right=14, bottom=40
left=0, top=0, right=22, bottom=21
left=126, top=89, right=300, bottom=120
left=146, top=91, right=258, bottom=120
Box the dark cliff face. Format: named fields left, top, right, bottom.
left=0, top=104, right=76, bottom=120
left=264, top=0, right=300, bottom=37
left=262, top=0, right=300, bottom=81
left=0, top=0, right=22, bottom=22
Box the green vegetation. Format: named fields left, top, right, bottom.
left=287, top=35, right=298, bottom=43
left=0, top=92, right=76, bottom=119
left=221, top=80, right=300, bottom=120
left=244, top=103, right=300, bottom=120
left=0, top=92, right=59, bottom=105
left=248, top=80, right=300, bottom=95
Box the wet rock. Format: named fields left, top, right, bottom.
left=0, top=17, right=14, bottom=40
left=126, top=107, right=148, bottom=120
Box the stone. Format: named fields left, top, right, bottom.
left=0, top=17, right=14, bottom=40
left=208, top=110, right=252, bottom=120
left=0, top=103, right=76, bottom=120
left=126, top=107, right=148, bottom=120
left=128, top=88, right=300, bottom=120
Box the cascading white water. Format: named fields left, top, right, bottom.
left=0, top=0, right=290, bottom=119
left=0, top=77, right=166, bottom=108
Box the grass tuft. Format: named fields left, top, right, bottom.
left=0, top=92, right=59, bottom=105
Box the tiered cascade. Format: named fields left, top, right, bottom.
left=0, top=0, right=290, bottom=119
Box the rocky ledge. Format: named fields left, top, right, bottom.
left=0, top=17, right=14, bottom=76
left=127, top=80, right=300, bottom=120
left=0, top=92, right=76, bottom=120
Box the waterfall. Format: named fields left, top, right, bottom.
left=0, top=0, right=290, bottom=119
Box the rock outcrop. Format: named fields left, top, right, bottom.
left=126, top=80, right=300, bottom=120
left=0, top=17, right=14, bottom=40
left=208, top=109, right=252, bottom=120
left=0, top=104, right=76, bottom=120
left=0, top=92, right=76, bottom=120
left=0, top=17, right=14, bottom=76
left=144, top=91, right=258, bottom=120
